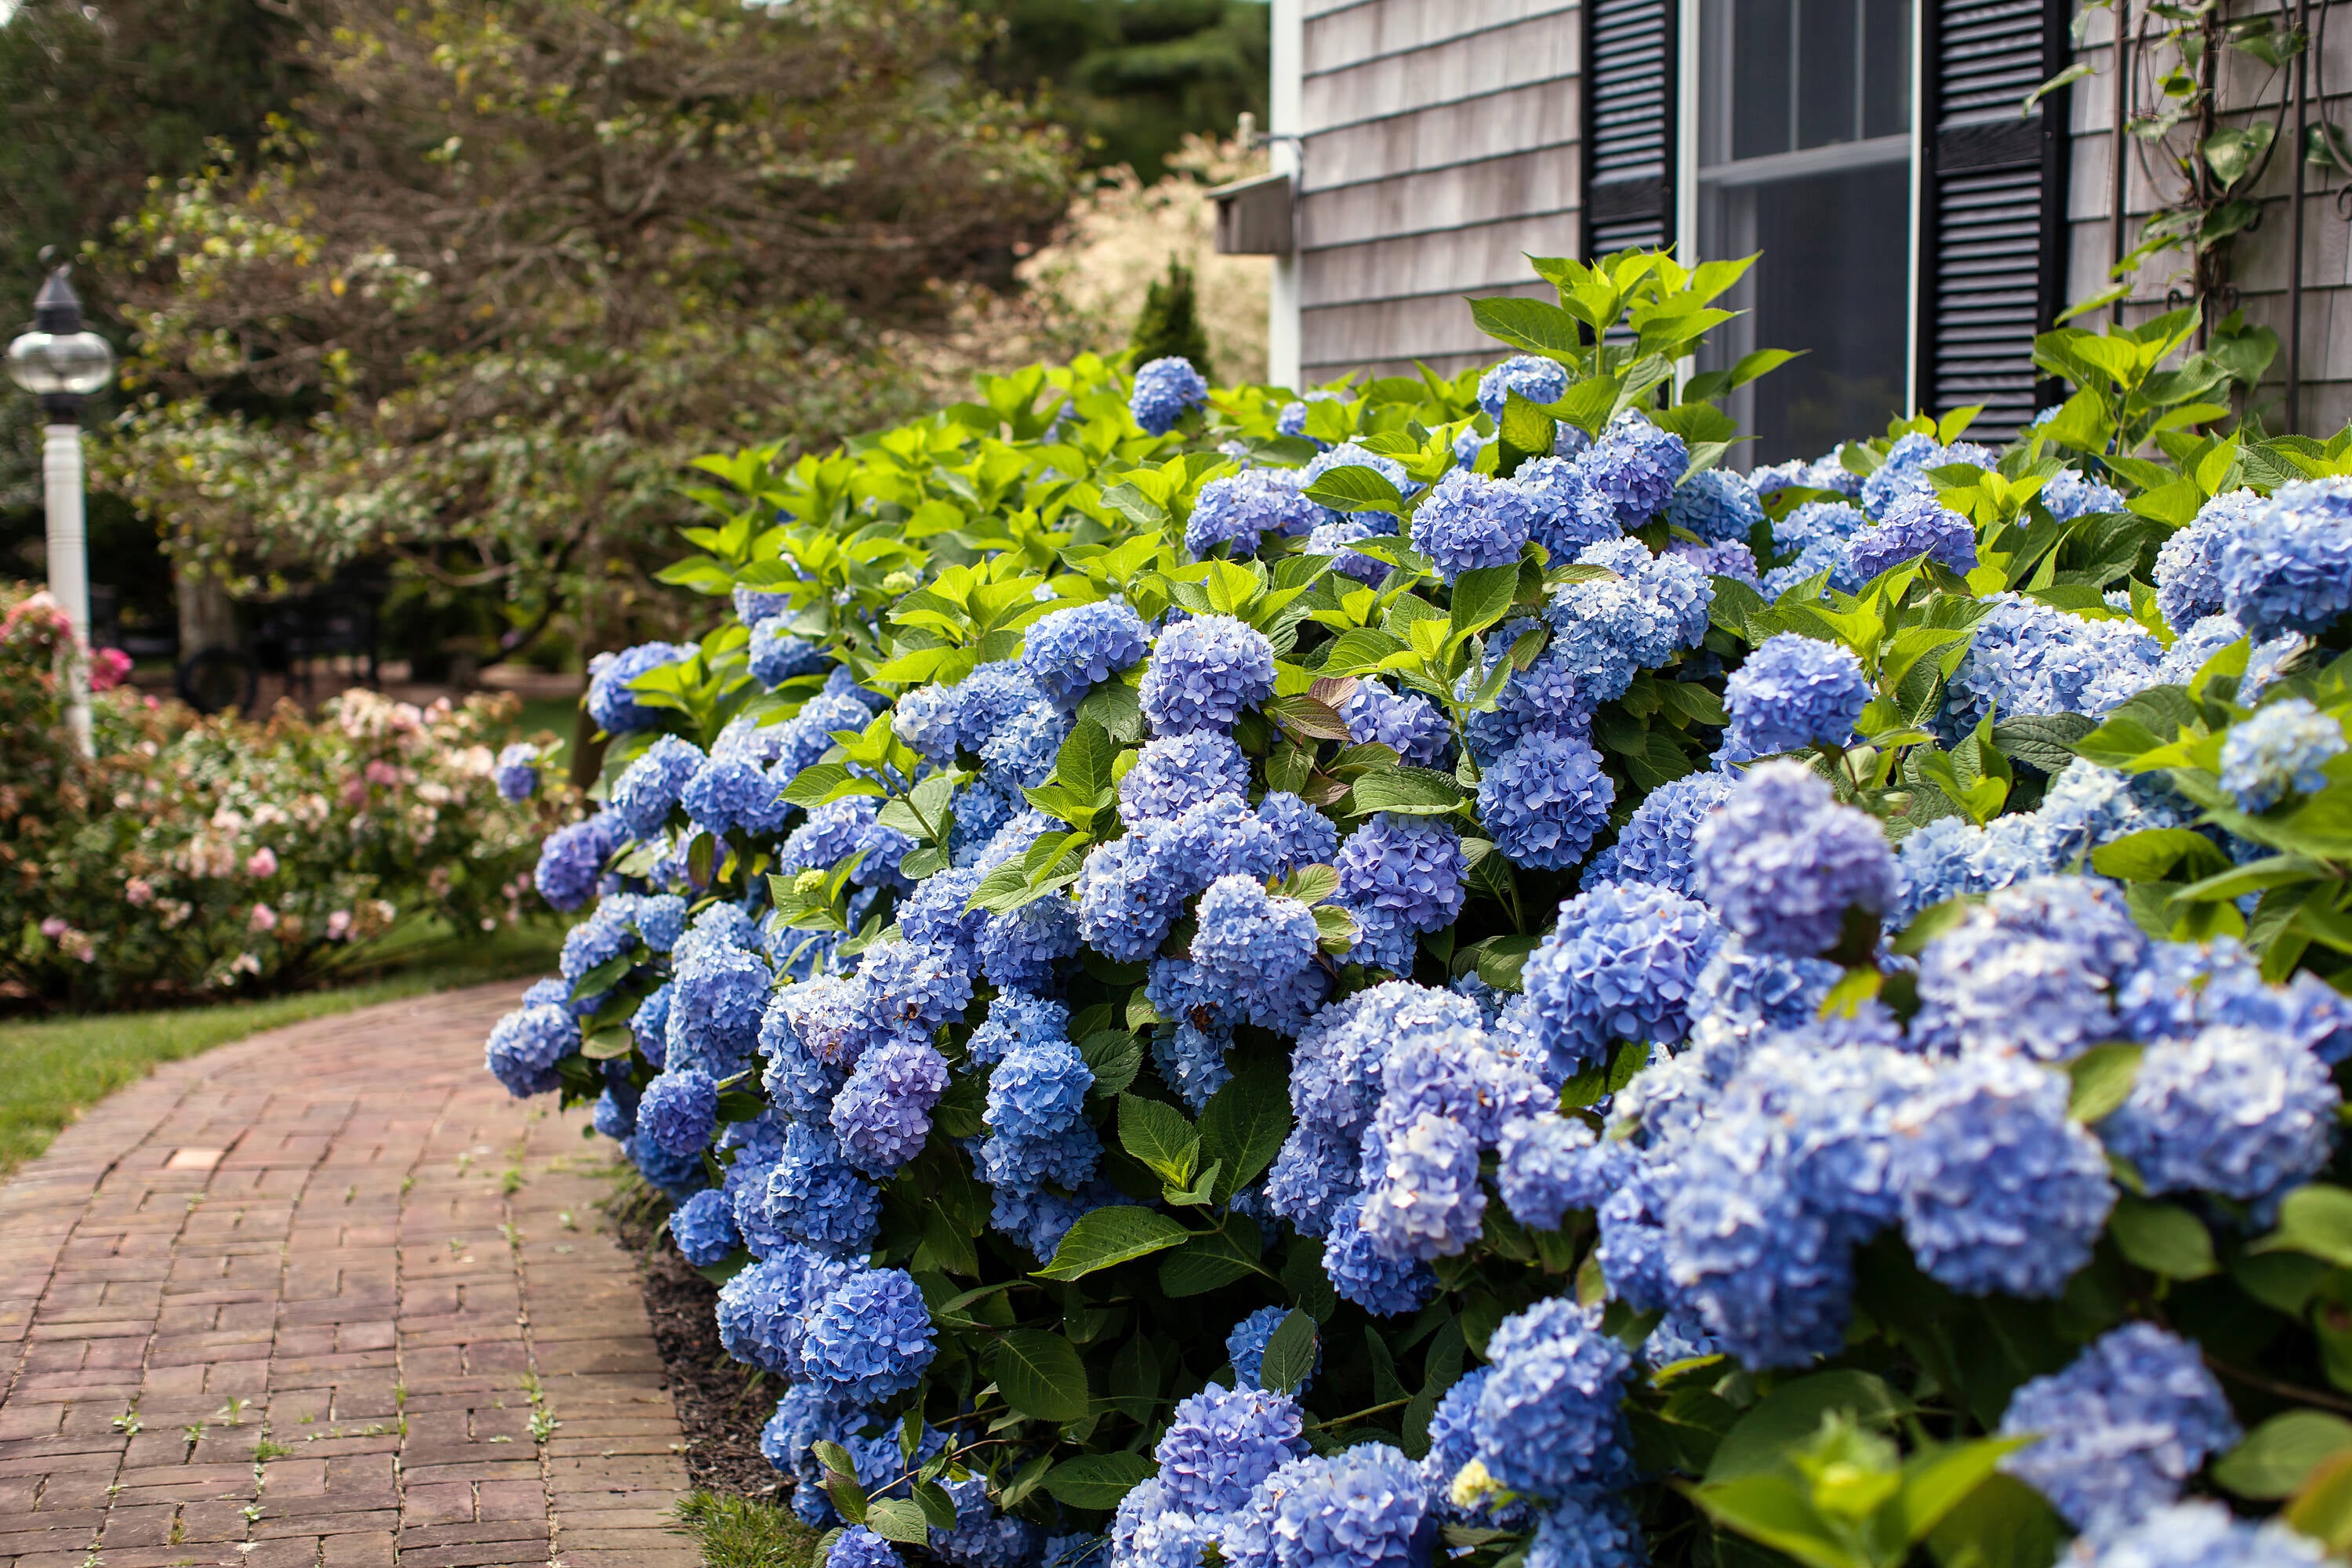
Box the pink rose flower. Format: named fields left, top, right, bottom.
left=38, top=916, right=67, bottom=938
left=326, top=909, right=352, bottom=940
left=246, top=847, right=279, bottom=879
left=125, top=877, right=154, bottom=907
left=248, top=903, right=278, bottom=933
left=365, top=760, right=401, bottom=787
left=89, top=648, right=132, bottom=691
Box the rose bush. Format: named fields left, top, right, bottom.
left=2, top=584, right=568, bottom=1006
left=485, top=249, right=2352, bottom=1568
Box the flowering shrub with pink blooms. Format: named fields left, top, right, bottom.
left=0, top=583, right=568, bottom=1007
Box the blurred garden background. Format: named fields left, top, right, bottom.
left=0, top=0, right=1272, bottom=735
left=0, top=0, right=1273, bottom=1165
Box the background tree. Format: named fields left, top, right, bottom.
left=975, top=0, right=1268, bottom=180
left=0, top=0, right=307, bottom=637
left=1128, top=256, right=1216, bottom=379
left=94, top=0, right=1073, bottom=667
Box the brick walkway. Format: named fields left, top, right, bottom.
left=0, top=983, right=697, bottom=1568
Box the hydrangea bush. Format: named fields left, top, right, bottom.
left=483, top=254, right=2352, bottom=1568
left=0, top=585, right=564, bottom=1004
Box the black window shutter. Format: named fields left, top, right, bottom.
left=1918, top=0, right=2072, bottom=435
left=1584, top=0, right=1676, bottom=256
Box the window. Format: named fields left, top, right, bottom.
left=1692, top=0, right=1915, bottom=462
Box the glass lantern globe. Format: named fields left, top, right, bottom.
left=7, top=328, right=115, bottom=397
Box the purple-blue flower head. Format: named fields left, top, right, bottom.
left=1665, top=467, right=1764, bottom=545
left=1998, top=1323, right=2240, bottom=1534
left=2220, top=477, right=2352, bottom=637
left=1141, top=615, right=1276, bottom=735
left=1022, top=600, right=1153, bottom=711
left=2221, top=696, right=2345, bottom=811
left=1477, top=354, right=1569, bottom=421
left=1522, top=884, right=1725, bottom=1075
left=1889, top=1047, right=2114, bottom=1297
left=587, top=642, right=688, bottom=735
left=1722, top=633, right=1870, bottom=759
left=1573, top=413, right=1687, bottom=532
left=1477, top=729, right=1616, bottom=870
left=1131, top=357, right=1210, bottom=436
left=1691, top=760, right=1896, bottom=957
left=1413, top=469, right=1534, bottom=583
left=1120, top=731, right=1250, bottom=826
left=1846, top=492, right=1978, bottom=580
left=610, top=735, right=706, bottom=840
left=1189, top=470, right=1323, bottom=558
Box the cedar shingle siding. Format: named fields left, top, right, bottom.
left=1285, top=0, right=2352, bottom=434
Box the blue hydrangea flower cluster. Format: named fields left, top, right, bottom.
left=1189, top=469, right=1324, bottom=558
left=1845, top=492, right=1980, bottom=579
left=1469, top=1298, right=1634, bottom=1501
left=1514, top=453, right=1624, bottom=560
left=1721, top=633, right=1869, bottom=759
left=2220, top=696, right=2345, bottom=811
left=1131, top=357, right=1210, bottom=435
left=1692, top=760, right=1896, bottom=957
left=586, top=641, right=688, bottom=734
left=494, top=742, right=539, bottom=802
left=1519, top=884, right=1723, bottom=1075
left=485, top=997, right=576, bottom=1097
left=1580, top=770, right=1737, bottom=895
left=1477, top=355, right=1569, bottom=420
left=2077, top=1502, right=2327, bottom=1568
left=1889, top=1046, right=2114, bottom=1296
left=1340, top=681, right=1453, bottom=768
left=669, top=1186, right=740, bottom=1265
left=1140, top=615, right=1276, bottom=735
left=1020, top=600, right=1152, bottom=711
left=2154, top=488, right=2266, bottom=630
left=1944, top=593, right=2163, bottom=734
left=1997, top=1323, right=2241, bottom=1533
left=2220, top=477, right=2352, bottom=637
left=1575, top=413, right=1688, bottom=532
left=1334, top=813, right=1466, bottom=970
left=610, top=735, right=705, bottom=838
left=1413, top=469, right=1536, bottom=582
left=1664, top=467, right=1764, bottom=544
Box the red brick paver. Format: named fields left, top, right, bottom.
left=0, top=983, right=697, bottom=1568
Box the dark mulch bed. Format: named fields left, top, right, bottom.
left=612, top=1188, right=790, bottom=1502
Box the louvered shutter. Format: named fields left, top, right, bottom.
left=1584, top=0, right=1676, bottom=256
left=1918, top=0, right=2071, bottom=434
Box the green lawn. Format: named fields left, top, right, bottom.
left=675, top=1494, right=822, bottom=1568
left=511, top=693, right=581, bottom=744
left=0, top=920, right=563, bottom=1176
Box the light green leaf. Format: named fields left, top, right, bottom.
left=2065, top=1042, right=2143, bottom=1123
left=2108, top=1192, right=2220, bottom=1279
left=2253, top=1183, right=2352, bottom=1269
left=1352, top=765, right=1466, bottom=816
left=1706, top=1370, right=1907, bottom=1483
left=864, top=1499, right=931, bottom=1546
left=1033, top=1206, right=1193, bottom=1281
left=1117, top=1094, right=1200, bottom=1185
left=2215, top=1412, right=2352, bottom=1501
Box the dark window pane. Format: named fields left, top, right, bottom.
left=1860, top=0, right=1909, bottom=138
left=1796, top=0, right=1860, bottom=147
left=1733, top=162, right=1912, bottom=460
left=1732, top=0, right=1793, bottom=159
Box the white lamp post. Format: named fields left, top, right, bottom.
left=8, top=267, right=117, bottom=757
